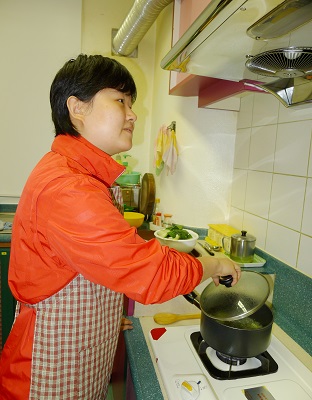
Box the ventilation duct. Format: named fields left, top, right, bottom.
left=112, top=0, right=173, bottom=57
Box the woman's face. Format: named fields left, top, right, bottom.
left=75, top=88, right=137, bottom=155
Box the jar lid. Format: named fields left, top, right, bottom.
left=200, top=271, right=269, bottom=321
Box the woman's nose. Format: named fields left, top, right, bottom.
left=128, top=108, right=137, bottom=122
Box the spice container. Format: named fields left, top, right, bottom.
left=152, top=198, right=162, bottom=226
left=162, top=214, right=172, bottom=228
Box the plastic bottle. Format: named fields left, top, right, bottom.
left=122, top=154, right=132, bottom=173
left=152, top=198, right=162, bottom=226
left=115, top=154, right=122, bottom=165
left=122, top=161, right=130, bottom=174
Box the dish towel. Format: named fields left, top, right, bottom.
left=154, top=124, right=179, bottom=176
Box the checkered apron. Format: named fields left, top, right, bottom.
left=23, top=186, right=124, bottom=399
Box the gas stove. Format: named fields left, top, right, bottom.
left=149, top=325, right=312, bottom=400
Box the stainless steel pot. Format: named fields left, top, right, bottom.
left=184, top=271, right=273, bottom=358
left=222, top=230, right=256, bottom=263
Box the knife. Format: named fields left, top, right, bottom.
left=198, top=241, right=215, bottom=256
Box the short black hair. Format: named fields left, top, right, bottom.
left=50, top=54, right=137, bottom=136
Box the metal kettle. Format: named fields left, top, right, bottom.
left=223, top=230, right=256, bottom=263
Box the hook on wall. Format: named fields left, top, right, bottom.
left=167, top=121, right=176, bottom=131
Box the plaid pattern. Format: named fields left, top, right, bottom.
left=108, top=186, right=124, bottom=215
left=24, top=275, right=123, bottom=399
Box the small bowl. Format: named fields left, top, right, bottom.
left=124, top=212, right=145, bottom=228
left=154, top=229, right=199, bottom=253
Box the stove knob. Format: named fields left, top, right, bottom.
left=181, top=380, right=200, bottom=400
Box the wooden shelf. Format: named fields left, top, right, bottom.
left=169, top=73, right=266, bottom=111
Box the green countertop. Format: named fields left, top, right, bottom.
left=124, top=317, right=164, bottom=399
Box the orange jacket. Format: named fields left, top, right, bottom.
left=0, top=135, right=202, bottom=398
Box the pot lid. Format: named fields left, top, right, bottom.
left=232, top=230, right=256, bottom=242
left=138, top=173, right=155, bottom=218
left=200, top=271, right=269, bottom=321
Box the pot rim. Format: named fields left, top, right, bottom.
left=205, top=304, right=274, bottom=331
left=199, top=271, right=270, bottom=322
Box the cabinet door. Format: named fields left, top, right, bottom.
left=0, top=248, right=16, bottom=350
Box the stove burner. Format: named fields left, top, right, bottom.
left=216, top=351, right=247, bottom=366
left=191, top=332, right=278, bottom=380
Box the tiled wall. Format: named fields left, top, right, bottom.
left=229, top=92, right=312, bottom=277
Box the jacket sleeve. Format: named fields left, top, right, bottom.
left=44, top=177, right=203, bottom=305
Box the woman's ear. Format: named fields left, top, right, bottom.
left=67, top=96, right=85, bottom=122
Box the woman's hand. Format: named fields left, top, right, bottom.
left=212, top=257, right=241, bottom=286
left=200, top=256, right=241, bottom=286
left=120, top=317, right=133, bottom=331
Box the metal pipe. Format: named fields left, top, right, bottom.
left=112, top=0, right=173, bottom=57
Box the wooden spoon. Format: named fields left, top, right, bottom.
left=153, top=312, right=201, bottom=325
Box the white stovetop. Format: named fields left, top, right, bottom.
left=139, top=317, right=312, bottom=400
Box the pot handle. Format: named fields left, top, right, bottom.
left=183, top=291, right=201, bottom=310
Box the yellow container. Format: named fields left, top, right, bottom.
left=206, top=224, right=240, bottom=251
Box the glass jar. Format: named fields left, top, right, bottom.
left=162, top=214, right=173, bottom=228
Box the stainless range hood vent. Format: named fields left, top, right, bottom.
left=246, top=47, right=312, bottom=107
left=247, top=0, right=312, bottom=40
left=246, top=47, right=312, bottom=78
left=252, top=76, right=312, bottom=108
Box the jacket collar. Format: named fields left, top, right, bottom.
left=51, top=134, right=125, bottom=186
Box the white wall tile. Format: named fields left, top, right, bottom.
left=233, top=128, right=250, bottom=169
left=274, top=121, right=312, bottom=176
left=269, top=174, right=305, bottom=231
left=252, top=92, right=279, bottom=127
left=249, top=125, right=276, bottom=172
left=266, top=222, right=300, bottom=267
left=233, top=72, right=312, bottom=272
left=242, top=212, right=267, bottom=250
left=278, top=102, right=312, bottom=124
left=245, top=171, right=272, bottom=218
left=301, top=178, right=312, bottom=236
left=297, top=234, right=312, bottom=277
left=231, top=169, right=247, bottom=209
left=308, top=138, right=312, bottom=178
left=229, top=207, right=244, bottom=230
left=237, top=93, right=254, bottom=129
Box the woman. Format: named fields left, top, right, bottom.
left=0, top=54, right=240, bottom=399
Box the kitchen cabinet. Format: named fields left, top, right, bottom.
left=167, top=0, right=265, bottom=110
left=111, top=230, right=154, bottom=399
left=0, top=245, right=16, bottom=352
left=111, top=295, right=132, bottom=400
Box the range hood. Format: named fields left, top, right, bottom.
left=161, top=0, right=312, bottom=107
